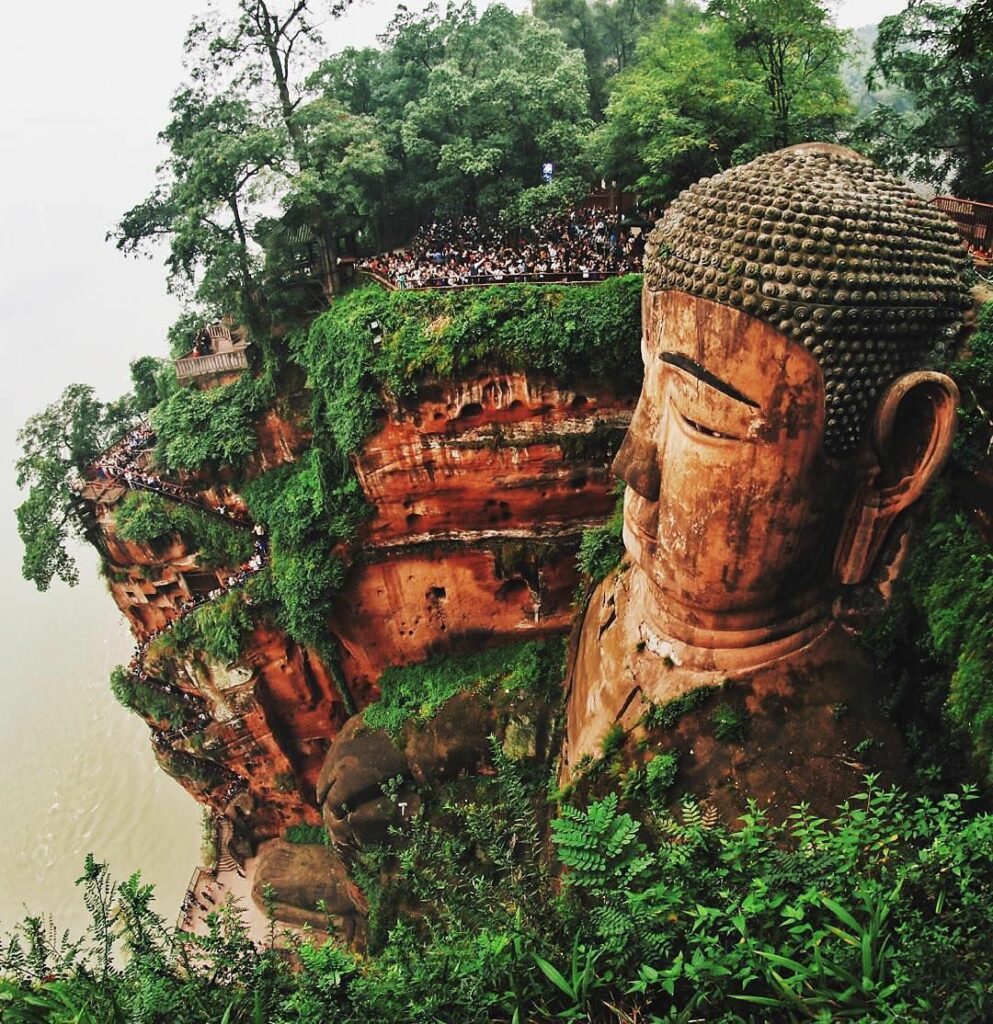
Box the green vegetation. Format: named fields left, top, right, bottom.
left=159, top=750, right=225, bottom=788
left=15, top=384, right=138, bottom=591
left=109, top=667, right=187, bottom=728
left=862, top=301, right=993, bottom=784
left=620, top=751, right=680, bottom=806
left=598, top=722, right=626, bottom=759
left=363, top=640, right=563, bottom=738
left=160, top=590, right=254, bottom=666
left=200, top=810, right=219, bottom=870
left=577, top=483, right=625, bottom=585
left=641, top=685, right=719, bottom=730
left=952, top=300, right=993, bottom=471
left=869, top=485, right=993, bottom=784
left=644, top=749, right=679, bottom=798
left=284, top=823, right=331, bottom=845
left=853, top=0, right=993, bottom=202
left=130, top=355, right=178, bottom=412
left=243, top=450, right=366, bottom=651
left=114, top=491, right=253, bottom=568
left=711, top=702, right=749, bottom=744
left=7, top=777, right=993, bottom=1021
left=597, top=0, right=851, bottom=201
left=151, top=372, right=272, bottom=473
left=295, top=277, right=643, bottom=456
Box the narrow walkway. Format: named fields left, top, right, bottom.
left=79, top=421, right=252, bottom=527
left=176, top=853, right=270, bottom=944
left=83, top=424, right=271, bottom=718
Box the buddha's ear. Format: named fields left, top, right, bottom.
left=834, top=370, right=959, bottom=585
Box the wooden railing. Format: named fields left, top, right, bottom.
left=933, top=195, right=993, bottom=262
left=175, top=345, right=250, bottom=382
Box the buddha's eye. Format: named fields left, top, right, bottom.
left=682, top=414, right=729, bottom=440
left=672, top=403, right=745, bottom=442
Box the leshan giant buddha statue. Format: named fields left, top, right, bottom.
left=564, top=144, right=973, bottom=811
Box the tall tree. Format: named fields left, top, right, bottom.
left=185, top=0, right=347, bottom=153
left=534, top=0, right=668, bottom=116
left=399, top=6, right=595, bottom=222
left=115, top=0, right=357, bottom=351
left=273, top=99, right=390, bottom=300
left=115, top=89, right=284, bottom=333
left=710, top=0, right=852, bottom=151
left=15, top=386, right=136, bottom=591
left=854, top=0, right=993, bottom=202
left=595, top=4, right=764, bottom=202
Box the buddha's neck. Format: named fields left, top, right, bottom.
left=632, top=572, right=834, bottom=673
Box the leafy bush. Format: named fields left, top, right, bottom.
left=711, top=701, right=748, bottom=743
left=285, top=823, right=331, bottom=845
left=243, top=450, right=367, bottom=651
left=645, top=750, right=679, bottom=791
left=109, top=666, right=186, bottom=727
left=576, top=522, right=625, bottom=584
left=294, top=278, right=643, bottom=458
left=165, top=590, right=253, bottom=665
left=576, top=486, right=626, bottom=588
left=868, top=484, right=993, bottom=784
left=550, top=778, right=993, bottom=1020
left=640, top=684, right=718, bottom=729
left=950, top=299, right=993, bottom=470
left=151, top=371, right=272, bottom=471
left=363, top=640, right=562, bottom=737
left=130, top=355, right=177, bottom=412
left=114, top=491, right=253, bottom=568
left=7, top=778, right=993, bottom=1022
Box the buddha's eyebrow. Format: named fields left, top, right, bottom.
left=660, top=352, right=759, bottom=409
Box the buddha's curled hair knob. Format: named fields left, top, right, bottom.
left=643, top=144, right=972, bottom=455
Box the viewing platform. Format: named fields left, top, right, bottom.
left=175, top=321, right=251, bottom=387
left=175, top=346, right=251, bottom=382
left=357, top=267, right=630, bottom=292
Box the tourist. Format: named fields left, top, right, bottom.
left=359, top=205, right=645, bottom=290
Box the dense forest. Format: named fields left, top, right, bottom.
left=7, top=0, right=993, bottom=1020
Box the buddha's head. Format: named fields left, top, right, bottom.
left=613, top=145, right=972, bottom=648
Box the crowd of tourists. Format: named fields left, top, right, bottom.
left=360, top=206, right=646, bottom=289
left=80, top=423, right=250, bottom=525
left=125, top=526, right=269, bottom=685
left=82, top=422, right=156, bottom=485
left=181, top=880, right=220, bottom=923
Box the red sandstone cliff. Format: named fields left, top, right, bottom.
left=89, top=369, right=634, bottom=843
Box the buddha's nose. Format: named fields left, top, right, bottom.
left=612, top=427, right=660, bottom=500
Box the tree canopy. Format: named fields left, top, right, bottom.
left=853, top=0, right=993, bottom=202
left=15, top=385, right=136, bottom=591
left=595, top=0, right=852, bottom=201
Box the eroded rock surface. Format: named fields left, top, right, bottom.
left=89, top=369, right=632, bottom=843
left=252, top=839, right=362, bottom=940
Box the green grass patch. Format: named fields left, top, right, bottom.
left=640, top=685, right=718, bottom=730
left=284, top=823, right=330, bottom=845
left=363, top=639, right=563, bottom=737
